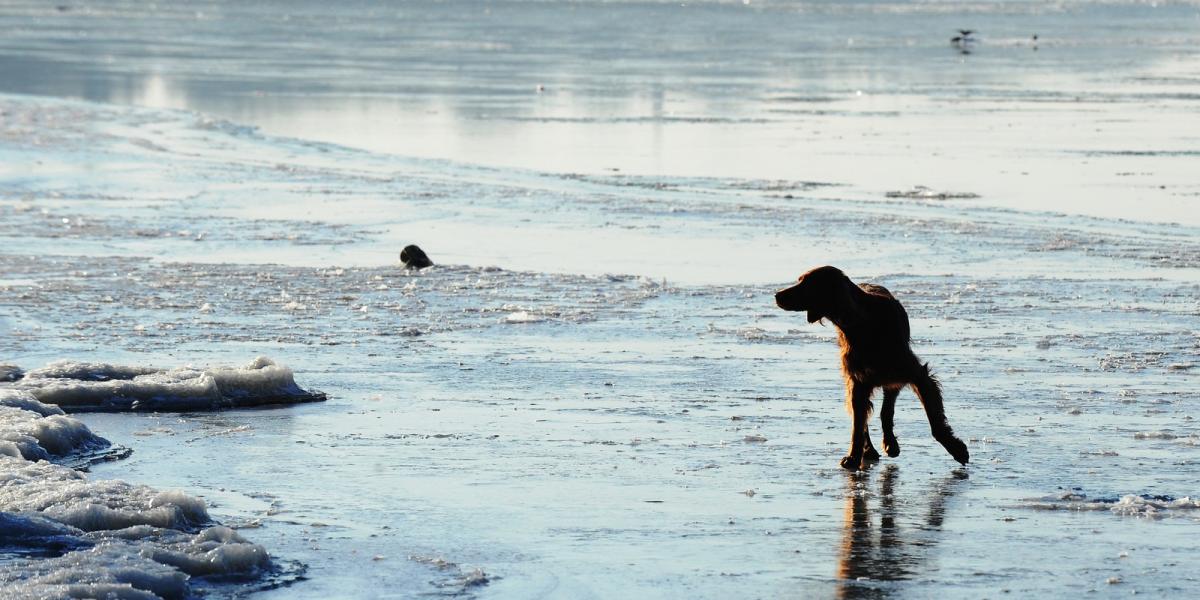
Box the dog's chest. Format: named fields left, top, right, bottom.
left=836, top=326, right=907, bottom=383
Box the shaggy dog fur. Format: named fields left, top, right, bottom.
left=775, top=266, right=969, bottom=470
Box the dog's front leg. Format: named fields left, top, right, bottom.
left=841, top=382, right=872, bottom=470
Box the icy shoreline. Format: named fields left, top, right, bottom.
left=0, top=396, right=270, bottom=599
left=0, top=358, right=323, bottom=598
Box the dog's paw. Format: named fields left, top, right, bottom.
left=840, top=454, right=864, bottom=471
left=862, top=446, right=881, bottom=462
left=939, top=436, right=969, bottom=465
left=882, top=436, right=900, bottom=458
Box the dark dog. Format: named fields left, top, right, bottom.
left=775, top=266, right=968, bottom=470
left=400, top=244, right=433, bottom=269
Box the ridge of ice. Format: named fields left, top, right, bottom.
left=1021, top=491, right=1200, bottom=518
left=0, top=392, right=110, bottom=461
left=3, top=356, right=325, bottom=412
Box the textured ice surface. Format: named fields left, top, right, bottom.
left=0, top=364, right=23, bottom=382
left=1, top=6, right=1200, bottom=593
left=0, top=456, right=207, bottom=531
left=0, top=400, right=273, bottom=599
left=5, top=357, right=326, bottom=412
left=0, top=392, right=109, bottom=461
left=1020, top=492, right=1200, bottom=518
left=1, top=88, right=1198, bottom=596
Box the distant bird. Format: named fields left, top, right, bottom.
left=950, top=29, right=976, bottom=54
left=950, top=29, right=975, bottom=44
left=400, top=244, right=433, bottom=269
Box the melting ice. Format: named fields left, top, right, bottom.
left=2, top=357, right=326, bottom=412
left=0, top=359, right=322, bottom=598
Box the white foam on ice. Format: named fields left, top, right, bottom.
left=0, top=391, right=109, bottom=461
left=0, top=543, right=189, bottom=600
left=0, top=364, right=24, bottom=382
left=25, top=362, right=161, bottom=382
left=502, top=310, right=549, bottom=324
left=0, top=390, right=66, bottom=416
left=5, top=357, right=325, bottom=411
left=134, top=526, right=270, bottom=577
left=0, top=456, right=209, bottom=531
left=1019, top=492, right=1200, bottom=518
left=0, top=400, right=274, bottom=598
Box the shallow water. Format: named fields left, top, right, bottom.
left=1, top=1, right=1199, bottom=598
left=2, top=0, right=1198, bottom=225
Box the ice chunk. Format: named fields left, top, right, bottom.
left=503, top=310, right=547, bottom=324
left=0, top=364, right=24, bottom=382
left=6, top=356, right=325, bottom=412
left=0, top=456, right=209, bottom=531
left=24, top=361, right=160, bottom=382
left=0, top=390, right=66, bottom=416
left=0, top=525, right=271, bottom=598
left=138, top=526, right=270, bottom=576
left=0, top=447, right=274, bottom=597
left=1020, top=491, right=1200, bottom=518
left=0, top=511, right=86, bottom=548
left=0, top=543, right=189, bottom=600
left=0, top=402, right=110, bottom=461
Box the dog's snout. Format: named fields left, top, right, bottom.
left=775, top=286, right=802, bottom=311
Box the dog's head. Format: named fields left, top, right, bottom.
left=400, top=244, right=433, bottom=269
left=775, top=265, right=849, bottom=323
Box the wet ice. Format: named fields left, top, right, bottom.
left=0, top=395, right=277, bottom=599
left=1, top=1, right=1199, bottom=595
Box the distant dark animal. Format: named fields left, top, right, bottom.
left=775, top=266, right=969, bottom=470
left=400, top=245, right=433, bottom=269
left=950, top=29, right=976, bottom=54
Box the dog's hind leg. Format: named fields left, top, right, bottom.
left=880, top=385, right=901, bottom=457
left=861, top=390, right=881, bottom=462
left=910, top=368, right=969, bottom=465
left=841, top=382, right=873, bottom=470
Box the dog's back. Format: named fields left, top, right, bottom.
left=857, top=283, right=893, bottom=300
left=843, top=282, right=912, bottom=363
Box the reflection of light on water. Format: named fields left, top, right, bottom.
left=135, top=72, right=186, bottom=109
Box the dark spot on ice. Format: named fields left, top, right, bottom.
left=400, top=244, right=433, bottom=269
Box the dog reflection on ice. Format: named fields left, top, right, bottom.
left=835, top=465, right=968, bottom=599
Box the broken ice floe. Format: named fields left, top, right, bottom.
left=885, top=185, right=980, bottom=200
left=2, top=357, right=326, bottom=412
left=0, top=393, right=277, bottom=599
left=1, top=364, right=24, bottom=382
left=0, top=526, right=271, bottom=600
left=0, top=391, right=113, bottom=463
left=1019, top=491, right=1200, bottom=518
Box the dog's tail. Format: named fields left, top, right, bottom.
left=911, top=364, right=969, bottom=464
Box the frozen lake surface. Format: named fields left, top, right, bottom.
left=1, top=1, right=1198, bottom=598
